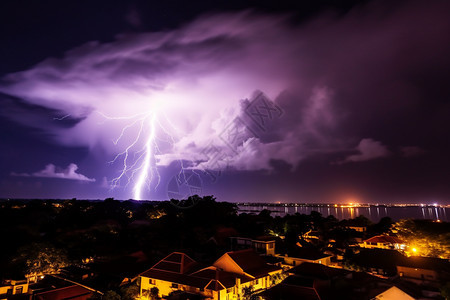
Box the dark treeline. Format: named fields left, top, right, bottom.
left=0, top=196, right=399, bottom=282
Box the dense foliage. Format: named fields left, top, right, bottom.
left=393, top=219, right=450, bottom=258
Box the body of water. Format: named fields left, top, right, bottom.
left=237, top=204, right=450, bottom=222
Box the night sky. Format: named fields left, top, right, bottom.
left=1, top=0, right=449, bottom=204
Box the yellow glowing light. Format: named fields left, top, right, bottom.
left=412, top=248, right=417, bottom=253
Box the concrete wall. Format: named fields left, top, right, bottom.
left=397, top=266, right=438, bottom=281
left=0, top=281, right=28, bottom=296
left=281, top=255, right=332, bottom=266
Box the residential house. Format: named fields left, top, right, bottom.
left=301, top=230, right=320, bottom=242
left=360, top=235, right=406, bottom=250
left=397, top=256, right=450, bottom=284
left=288, top=262, right=350, bottom=282
left=347, top=226, right=366, bottom=233
left=139, top=249, right=282, bottom=300
left=258, top=276, right=321, bottom=300
left=33, top=285, right=97, bottom=300
left=33, top=285, right=95, bottom=300
left=340, top=219, right=368, bottom=233
left=371, top=286, right=416, bottom=300
left=350, top=249, right=406, bottom=277
left=0, top=279, right=28, bottom=299
left=27, top=275, right=102, bottom=300
left=229, top=236, right=276, bottom=256
left=279, top=248, right=333, bottom=266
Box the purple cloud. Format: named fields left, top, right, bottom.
left=337, top=138, right=391, bottom=164
left=1, top=0, right=449, bottom=198
left=12, top=163, right=95, bottom=182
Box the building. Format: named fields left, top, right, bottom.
left=278, top=248, right=333, bottom=266
left=360, top=235, right=406, bottom=250
left=350, top=249, right=406, bottom=277
left=302, top=230, right=320, bottom=242
left=139, top=250, right=282, bottom=300
left=397, top=256, right=450, bottom=284
left=371, top=286, right=416, bottom=300
left=33, top=285, right=96, bottom=300
left=26, top=275, right=102, bottom=300
left=347, top=226, right=366, bottom=233
left=287, top=262, right=350, bottom=281
left=229, top=236, right=276, bottom=256
left=258, top=276, right=321, bottom=300
left=340, top=219, right=368, bottom=233
left=0, top=279, right=29, bottom=299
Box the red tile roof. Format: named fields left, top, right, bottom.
left=204, top=280, right=225, bottom=291
left=364, top=235, right=404, bottom=244
left=140, top=269, right=212, bottom=289
left=191, top=268, right=252, bottom=287
left=150, top=252, right=197, bottom=274
left=397, top=256, right=450, bottom=271
left=140, top=250, right=281, bottom=291
left=289, top=262, right=350, bottom=280
left=287, top=247, right=332, bottom=260
left=224, top=249, right=282, bottom=277
left=35, top=285, right=93, bottom=300
left=259, top=282, right=321, bottom=300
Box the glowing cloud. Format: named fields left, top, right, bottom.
left=3, top=0, right=448, bottom=200
left=12, top=163, right=95, bottom=182
left=338, top=138, right=391, bottom=164
left=1, top=12, right=336, bottom=199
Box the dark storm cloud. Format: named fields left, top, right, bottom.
left=332, top=138, right=390, bottom=165
left=0, top=0, right=449, bottom=201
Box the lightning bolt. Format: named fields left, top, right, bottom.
left=97, top=104, right=196, bottom=201
left=133, top=113, right=157, bottom=200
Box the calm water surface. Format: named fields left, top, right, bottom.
left=237, top=205, right=450, bottom=222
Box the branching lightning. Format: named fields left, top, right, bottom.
left=97, top=104, right=193, bottom=200
left=133, top=113, right=157, bottom=200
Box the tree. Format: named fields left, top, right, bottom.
left=103, top=291, right=121, bottom=300
left=120, top=283, right=139, bottom=300
left=150, top=287, right=159, bottom=300
left=353, top=215, right=372, bottom=227
left=141, top=287, right=159, bottom=300
left=15, top=243, right=69, bottom=278
left=394, top=219, right=450, bottom=258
